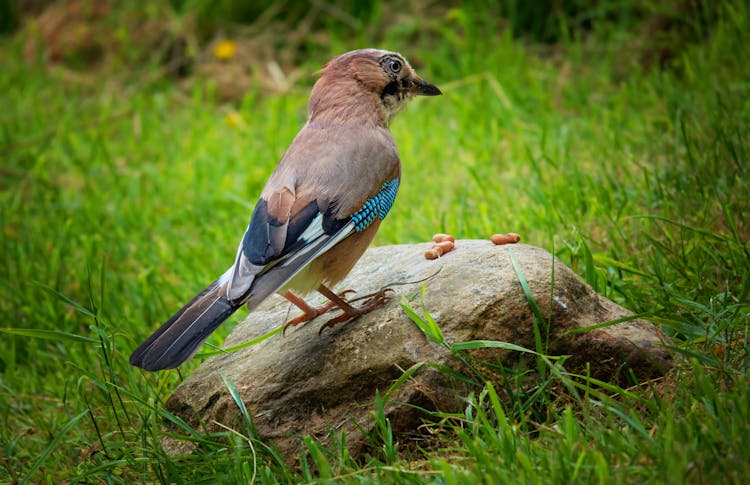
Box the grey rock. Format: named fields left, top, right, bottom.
left=163, top=241, right=672, bottom=461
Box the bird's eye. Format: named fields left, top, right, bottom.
left=389, top=60, right=402, bottom=73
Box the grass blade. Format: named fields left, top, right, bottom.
left=558, top=312, right=656, bottom=337
left=508, top=247, right=547, bottom=377
left=221, top=374, right=252, bottom=426
left=0, top=327, right=98, bottom=343
left=21, top=410, right=89, bottom=483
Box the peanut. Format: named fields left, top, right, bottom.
left=424, top=239, right=456, bottom=260
left=432, top=233, right=456, bottom=243
left=424, top=249, right=440, bottom=260
left=491, top=233, right=521, bottom=245
left=433, top=240, right=455, bottom=253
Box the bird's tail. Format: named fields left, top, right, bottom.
left=129, top=274, right=240, bottom=371
left=131, top=223, right=357, bottom=371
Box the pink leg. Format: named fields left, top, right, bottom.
left=282, top=289, right=355, bottom=334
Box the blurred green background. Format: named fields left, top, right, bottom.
left=1, top=0, right=748, bottom=483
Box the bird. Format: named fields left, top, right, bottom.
left=129, top=49, right=441, bottom=371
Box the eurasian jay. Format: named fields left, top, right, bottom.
left=130, top=49, right=441, bottom=371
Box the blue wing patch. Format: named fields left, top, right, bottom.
left=240, top=177, right=398, bottom=268
left=350, top=178, right=399, bottom=232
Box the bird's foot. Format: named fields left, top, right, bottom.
left=282, top=290, right=356, bottom=334
left=318, top=287, right=394, bottom=335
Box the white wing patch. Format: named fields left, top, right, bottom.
left=298, top=212, right=325, bottom=243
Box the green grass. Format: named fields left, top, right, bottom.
left=1, top=1, right=749, bottom=483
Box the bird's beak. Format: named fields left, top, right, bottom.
left=411, top=76, right=442, bottom=96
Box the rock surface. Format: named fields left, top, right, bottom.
left=164, top=241, right=671, bottom=461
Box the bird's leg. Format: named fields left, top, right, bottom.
left=282, top=290, right=355, bottom=333
left=316, top=284, right=393, bottom=334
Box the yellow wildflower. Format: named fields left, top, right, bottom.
left=213, top=40, right=237, bottom=61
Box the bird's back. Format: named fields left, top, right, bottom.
left=263, top=121, right=401, bottom=221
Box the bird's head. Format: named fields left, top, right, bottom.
left=309, top=49, right=441, bottom=127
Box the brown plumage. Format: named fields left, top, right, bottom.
left=130, top=49, right=441, bottom=371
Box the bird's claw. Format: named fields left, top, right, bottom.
left=282, top=290, right=356, bottom=334
left=318, top=287, right=394, bottom=335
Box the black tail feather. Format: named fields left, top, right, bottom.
left=131, top=225, right=354, bottom=371
left=130, top=279, right=240, bottom=371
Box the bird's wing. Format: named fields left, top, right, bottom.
left=226, top=125, right=401, bottom=305
left=226, top=177, right=401, bottom=304
left=225, top=189, right=344, bottom=302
